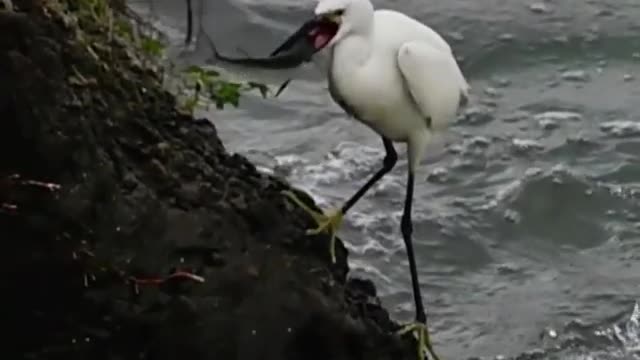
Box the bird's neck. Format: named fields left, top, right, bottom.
left=331, top=33, right=373, bottom=71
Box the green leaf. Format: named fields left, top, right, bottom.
left=184, top=65, right=204, bottom=76
left=246, top=81, right=269, bottom=98
left=204, top=69, right=220, bottom=78
left=141, top=38, right=165, bottom=57
left=114, top=19, right=134, bottom=40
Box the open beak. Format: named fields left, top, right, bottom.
left=208, top=15, right=337, bottom=70
left=270, top=14, right=340, bottom=57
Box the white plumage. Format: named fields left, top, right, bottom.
left=325, top=4, right=469, bottom=171
left=283, top=1, right=470, bottom=359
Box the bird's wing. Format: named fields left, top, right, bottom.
left=396, top=41, right=469, bottom=131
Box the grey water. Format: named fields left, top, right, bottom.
left=130, top=0, right=640, bottom=358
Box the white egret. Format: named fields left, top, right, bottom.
left=279, top=0, right=470, bottom=359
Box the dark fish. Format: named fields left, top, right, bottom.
left=269, top=18, right=322, bottom=57
left=205, top=18, right=322, bottom=70
left=212, top=39, right=317, bottom=69
left=203, top=17, right=338, bottom=95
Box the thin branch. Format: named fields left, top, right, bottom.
left=185, top=0, right=193, bottom=45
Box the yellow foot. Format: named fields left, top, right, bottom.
left=397, top=322, right=441, bottom=360
left=281, top=190, right=344, bottom=264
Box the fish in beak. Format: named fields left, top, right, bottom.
left=209, top=15, right=340, bottom=69
left=270, top=15, right=340, bottom=57
left=205, top=14, right=340, bottom=96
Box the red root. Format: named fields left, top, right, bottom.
left=7, top=174, right=61, bottom=192
left=129, top=270, right=206, bottom=285
left=128, top=270, right=205, bottom=295
left=71, top=246, right=206, bottom=292
left=0, top=174, right=61, bottom=215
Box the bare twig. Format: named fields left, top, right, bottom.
left=185, top=0, right=193, bottom=45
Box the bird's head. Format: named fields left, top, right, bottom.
left=313, top=0, right=375, bottom=48
left=269, top=0, right=374, bottom=59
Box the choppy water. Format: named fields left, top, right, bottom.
left=130, top=0, right=640, bottom=358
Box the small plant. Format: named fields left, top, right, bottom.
left=179, top=65, right=270, bottom=115
left=140, top=36, right=165, bottom=58
left=56, top=0, right=271, bottom=116
left=75, top=0, right=111, bottom=23
left=113, top=18, right=134, bottom=41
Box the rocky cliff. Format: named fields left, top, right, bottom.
left=1, top=1, right=414, bottom=359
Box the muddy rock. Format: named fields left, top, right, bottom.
left=1, top=1, right=415, bottom=359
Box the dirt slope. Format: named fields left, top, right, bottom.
left=0, top=1, right=415, bottom=359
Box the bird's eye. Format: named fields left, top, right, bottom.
left=334, top=9, right=344, bottom=16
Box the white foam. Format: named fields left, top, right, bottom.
left=534, top=111, right=583, bottom=130
left=273, top=154, right=309, bottom=177
left=427, top=167, right=450, bottom=184
left=348, top=258, right=393, bottom=284
left=533, top=111, right=583, bottom=122
left=597, top=302, right=640, bottom=355
left=561, top=69, right=590, bottom=82
left=479, top=166, right=545, bottom=210
left=512, top=138, right=545, bottom=152
left=288, top=142, right=384, bottom=186
left=277, top=142, right=394, bottom=208
left=600, top=120, right=640, bottom=137
left=348, top=211, right=396, bottom=232
left=344, top=236, right=391, bottom=257
left=368, top=175, right=403, bottom=197
left=457, top=105, right=494, bottom=126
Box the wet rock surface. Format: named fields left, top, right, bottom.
left=0, top=1, right=414, bottom=359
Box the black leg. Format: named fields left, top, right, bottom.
left=401, top=171, right=427, bottom=324
left=340, top=137, right=397, bottom=214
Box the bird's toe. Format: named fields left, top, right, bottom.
left=281, top=190, right=325, bottom=221
left=281, top=190, right=343, bottom=264
left=397, top=322, right=441, bottom=360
